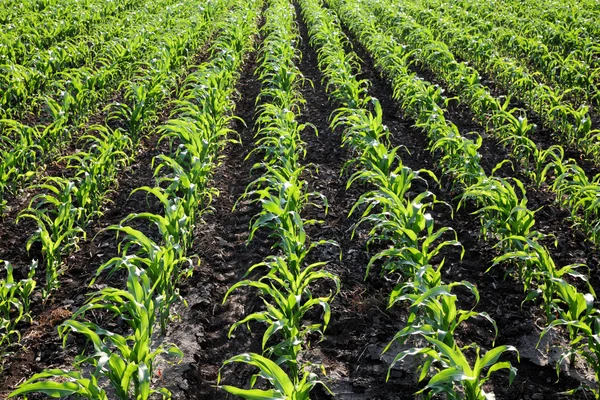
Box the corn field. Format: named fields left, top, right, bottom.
left=1, top=0, right=600, bottom=398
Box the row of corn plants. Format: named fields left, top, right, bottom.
left=360, top=0, right=600, bottom=247
left=1, top=0, right=145, bottom=74
left=0, top=0, right=143, bottom=64
left=6, top=2, right=262, bottom=398
left=0, top=260, right=36, bottom=371
left=327, top=0, right=600, bottom=397
left=0, top=0, right=183, bottom=119
left=405, top=0, right=600, bottom=107
left=299, top=0, right=519, bottom=398
left=378, top=0, right=600, bottom=161
left=218, top=0, right=339, bottom=397
left=428, top=0, right=600, bottom=62
left=0, top=0, right=221, bottom=212
left=14, top=0, right=231, bottom=299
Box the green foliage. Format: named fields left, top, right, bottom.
left=0, top=261, right=36, bottom=357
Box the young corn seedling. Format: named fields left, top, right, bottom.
left=429, top=128, right=485, bottom=189
left=60, top=131, right=131, bottom=222
left=0, top=261, right=36, bottom=354
left=490, top=109, right=537, bottom=142
left=108, top=82, right=162, bottom=143
left=386, top=282, right=496, bottom=349
left=9, top=265, right=182, bottom=400
left=459, top=176, right=539, bottom=250
left=242, top=165, right=328, bottom=252
left=9, top=369, right=108, bottom=400
left=537, top=305, right=600, bottom=399
left=537, top=278, right=595, bottom=369
left=391, top=336, right=518, bottom=400
left=499, top=134, right=564, bottom=188
left=332, top=100, right=390, bottom=154
left=552, top=164, right=600, bottom=245
left=95, top=211, right=194, bottom=334
left=222, top=213, right=339, bottom=396
left=127, top=185, right=197, bottom=251
left=224, top=250, right=340, bottom=374
left=18, top=178, right=85, bottom=297
left=492, top=235, right=588, bottom=321
left=219, top=353, right=329, bottom=399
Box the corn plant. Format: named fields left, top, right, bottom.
left=538, top=310, right=600, bottom=399
left=391, top=336, right=518, bottom=400
left=0, top=261, right=36, bottom=354
left=94, top=204, right=194, bottom=334
left=17, top=178, right=85, bottom=297
left=108, top=82, right=163, bottom=144
left=224, top=251, right=340, bottom=377
left=500, top=134, right=564, bottom=188
left=429, top=129, right=484, bottom=190
left=552, top=163, right=600, bottom=245
left=9, top=265, right=182, bottom=400
left=459, top=176, right=539, bottom=249
left=61, top=127, right=132, bottom=221
left=386, top=282, right=495, bottom=347
left=9, top=369, right=108, bottom=400
left=493, top=235, right=591, bottom=321
left=219, top=353, right=329, bottom=399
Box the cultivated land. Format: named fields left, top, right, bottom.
left=1, top=0, right=600, bottom=398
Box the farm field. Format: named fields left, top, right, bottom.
left=1, top=0, right=600, bottom=398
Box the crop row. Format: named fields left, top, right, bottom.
left=361, top=0, right=600, bottom=248
left=301, top=0, right=519, bottom=397
left=328, top=0, right=600, bottom=397
left=0, top=0, right=227, bottom=212
left=2, top=0, right=260, bottom=392
left=219, top=0, right=339, bottom=397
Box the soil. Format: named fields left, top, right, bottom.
left=0, top=2, right=598, bottom=400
